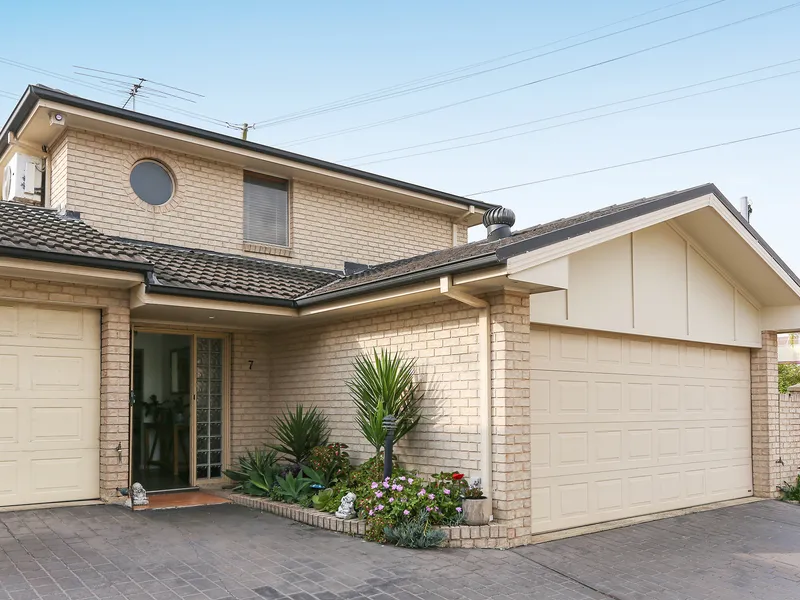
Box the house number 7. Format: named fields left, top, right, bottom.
left=248, top=360, right=254, bottom=370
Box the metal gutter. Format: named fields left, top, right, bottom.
left=295, top=253, right=501, bottom=307
left=1, top=85, right=496, bottom=212
left=0, top=245, right=152, bottom=274
left=145, top=283, right=297, bottom=308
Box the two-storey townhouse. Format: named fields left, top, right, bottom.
left=2, top=85, right=800, bottom=547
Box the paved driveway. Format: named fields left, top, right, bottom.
left=1, top=500, right=798, bottom=600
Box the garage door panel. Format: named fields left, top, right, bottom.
left=0, top=347, right=100, bottom=399
left=532, top=326, right=750, bottom=380
left=0, top=304, right=100, bottom=507
left=532, top=372, right=749, bottom=422
left=530, top=326, right=752, bottom=534
left=531, top=422, right=751, bottom=478
left=531, top=460, right=753, bottom=531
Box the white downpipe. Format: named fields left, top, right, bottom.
left=439, top=276, right=492, bottom=513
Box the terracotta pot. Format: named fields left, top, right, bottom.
left=462, top=497, right=491, bottom=526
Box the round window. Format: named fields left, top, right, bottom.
left=130, top=160, right=174, bottom=206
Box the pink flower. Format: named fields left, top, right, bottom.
left=426, top=506, right=433, bottom=512
left=389, top=497, right=395, bottom=503
left=418, top=490, right=426, bottom=497
left=375, top=491, right=383, bottom=498
left=396, top=485, right=404, bottom=491
left=369, top=510, right=374, bottom=516
left=391, top=484, right=398, bottom=491
left=403, top=509, right=410, bottom=515
left=408, top=478, right=414, bottom=484
left=456, top=507, right=462, bottom=513
left=399, top=476, right=407, bottom=481
left=370, top=482, right=378, bottom=489
left=376, top=504, right=384, bottom=511
left=443, top=488, right=450, bottom=495
left=428, top=493, right=435, bottom=500
left=383, top=481, right=390, bottom=489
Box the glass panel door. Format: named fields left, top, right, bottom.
left=195, top=337, right=225, bottom=480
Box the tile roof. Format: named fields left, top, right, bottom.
left=3, top=184, right=756, bottom=306
left=124, top=240, right=340, bottom=301
left=0, top=201, right=149, bottom=267
left=301, top=188, right=693, bottom=298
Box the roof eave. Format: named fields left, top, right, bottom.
left=3, top=85, right=495, bottom=213
left=0, top=245, right=152, bottom=274
left=145, top=283, right=297, bottom=308
left=295, top=253, right=501, bottom=307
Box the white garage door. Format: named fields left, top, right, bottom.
left=0, top=304, right=101, bottom=507
left=530, top=326, right=752, bottom=534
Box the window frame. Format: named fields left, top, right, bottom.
left=129, top=158, right=176, bottom=207
left=242, top=170, right=292, bottom=251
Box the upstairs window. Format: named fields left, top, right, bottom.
left=243, top=173, right=289, bottom=247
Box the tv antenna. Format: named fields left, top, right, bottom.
left=73, top=66, right=204, bottom=111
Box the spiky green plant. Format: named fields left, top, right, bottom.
left=347, top=349, right=423, bottom=454
left=270, top=405, right=330, bottom=464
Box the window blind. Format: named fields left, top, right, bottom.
left=243, top=175, right=289, bottom=247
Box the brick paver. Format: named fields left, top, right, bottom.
left=515, top=500, right=800, bottom=599
left=1, top=500, right=798, bottom=600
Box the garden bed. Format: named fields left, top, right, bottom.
left=228, top=492, right=513, bottom=548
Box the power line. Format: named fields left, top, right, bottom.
left=347, top=59, right=800, bottom=166
left=281, top=1, right=800, bottom=148
left=251, top=0, right=699, bottom=126
left=464, top=125, right=800, bottom=197
left=251, top=0, right=728, bottom=128
left=0, top=55, right=230, bottom=127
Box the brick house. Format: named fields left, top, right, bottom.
left=1, top=85, right=798, bottom=546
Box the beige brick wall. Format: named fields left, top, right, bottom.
left=488, top=292, right=531, bottom=535
left=49, top=132, right=68, bottom=212
left=230, top=332, right=271, bottom=461
left=0, top=276, right=131, bottom=502
left=778, top=392, right=800, bottom=487
left=751, top=331, right=780, bottom=498
left=266, top=300, right=483, bottom=475
left=51, top=129, right=466, bottom=270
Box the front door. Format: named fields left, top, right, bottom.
left=131, top=332, right=193, bottom=491
left=130, top=331, right=228, bottom=492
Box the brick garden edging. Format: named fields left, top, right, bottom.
left=228, top=493, right=513, bottom=548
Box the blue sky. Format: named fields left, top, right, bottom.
left=2, top=1, right=799, bottom=268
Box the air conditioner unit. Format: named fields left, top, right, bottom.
left=2, top=153, right=42, bottom=203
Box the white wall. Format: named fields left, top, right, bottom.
left=529, top=222, right=762, bottom=347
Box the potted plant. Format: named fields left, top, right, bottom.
left=461, top=480, right=490, bottom=526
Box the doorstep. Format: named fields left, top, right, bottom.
left=134, top=490, right=231, bottom=511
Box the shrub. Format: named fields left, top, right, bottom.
left=779, top=475, right=800, bottom=501
left=273, top=472, right=313, bottom=504
left=347, top=349, right=423, bottom=454
left=384, top=512, right=447, bottom=549
left=306, top=443, right=350, bottom=484
left=224, top=448, right=279, bottom=497
left=270, top=405, right=330, bottom=463
left=358, top=474, right=463, bottom=542
left=779, top=363, right=800, bottom=393
left=311, top=488, right=336, bottom=511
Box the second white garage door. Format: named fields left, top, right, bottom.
left=0, top=304, right=101, bottom=508
left=530, top=326, right=752, bottom=534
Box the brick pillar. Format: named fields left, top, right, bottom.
left=489, top=291, right=531, bottom=538
left=99, top=302, right=131, bottom=501
left=751, top=330, right=780, bottom=498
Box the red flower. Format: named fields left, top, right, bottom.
left=452, top=473, right=464, bottom=480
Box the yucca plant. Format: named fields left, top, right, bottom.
left=270, top=405, right=330, bottom=464
left=347, top=349, right=423, bottom=454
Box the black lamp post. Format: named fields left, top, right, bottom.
left=382, top=414, right=396, bottom=480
